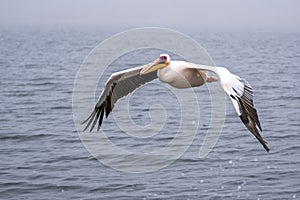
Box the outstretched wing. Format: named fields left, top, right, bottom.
left=82, top=66, right=157, bottom=132
left=192, top=64, right=269, bottom=152
left=217, top=67, right=269, bottom=152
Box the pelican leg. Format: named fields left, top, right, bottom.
left=207, top=76, right=218, bottom=82
left=197, top=70, right=218, bottom=83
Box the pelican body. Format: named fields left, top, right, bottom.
left=82, top=54, right=269, bottom=152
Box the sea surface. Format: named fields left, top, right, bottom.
left=0, top=27, right=299, bottom=199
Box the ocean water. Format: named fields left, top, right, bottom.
left=0, top=27, right=299, bottom=199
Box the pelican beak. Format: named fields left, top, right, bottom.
left=140, top=57, right=168, bottom=75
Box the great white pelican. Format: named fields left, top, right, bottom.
left=82, top=54, right=269, bottom=152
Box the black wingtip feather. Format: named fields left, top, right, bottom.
left=82, top=104, right=106, bottom=132
left=97, top=107, right=105, bottom=131
left=81, top=109, right=96, bottom=125
left=237, top=80, right=269, bottom=152
left=251, top=127, right=269, bottom=152
left=239, top=115, right=269, bottom=152
left=90, top=108, right=101, bottom=132
left=82, top=110, right=97, bottom=132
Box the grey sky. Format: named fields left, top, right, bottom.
left=0, top=0, right=299, bottom=30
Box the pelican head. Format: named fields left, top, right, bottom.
left=140, top=54, right=170, bottom=75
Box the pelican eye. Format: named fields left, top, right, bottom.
left=160, top=56, right=167, bottom=61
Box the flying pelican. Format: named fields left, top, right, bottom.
left=82, top=54, right=269, bottom=152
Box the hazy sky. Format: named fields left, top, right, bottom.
left=0, top=0, right=299, bottom=30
